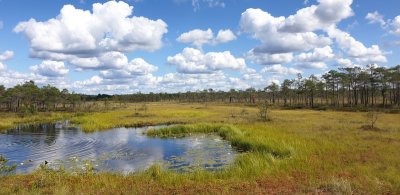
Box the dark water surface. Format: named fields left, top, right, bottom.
left=0, top=122, right=235, bottom=174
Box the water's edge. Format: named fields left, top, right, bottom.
left=0, top=121, right=236, bottom=175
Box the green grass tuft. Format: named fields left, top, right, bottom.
left=146, top=123, right=291, bottom=158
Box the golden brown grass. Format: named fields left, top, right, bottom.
left=0, top=102, right=399, bottom=194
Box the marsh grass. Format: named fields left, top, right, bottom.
left=146, top=123, right=291, bottom=158
left=0, top=102, right=400, bottom=194
left=0, top=112, right=74, bottom=131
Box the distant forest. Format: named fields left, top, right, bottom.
left=1, top=65, right=399, bottom=113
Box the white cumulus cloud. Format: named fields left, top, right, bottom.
left=261, top=64, right=302, bottom=75
left=100, top=58, right=158, bottom=79
left=238, top=0, right=388, bottom=68
left=167, top=47, right=246, bottom=74
left=177, top=29, right=213, bottom=48
left=30, top=61, right=69, bottom=77
left=296, top=46, right=334, bottom=62
left=239, top=8, right=331, bottom=55
left=295, top=62, right=328, bottom=69
left=214, top=29, right=236, bottom=44
left=326, top=26, right=387, bottom=64
left=247, top=51, right=293, bottom=65
left=177, top=28, right=236, bottom=48
left=366, top=11, right=386, bottom=26
left=389, top=16, right=400, bottom=36
left=159, top=71, right=256, bottom=92
left=0, top=50, right=14, bottom=72
left=281, top=0, right=354, bottom=33
left=0, top=63, right=6, bottom=71
left=14, top=1, right=168, bottom=70
left=336, top=58, right=360, bottom=68
left=0, top=50, right=14, bottom=61
left=365, top=12, right=400, bottom=36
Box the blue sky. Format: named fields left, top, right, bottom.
left=0, top=0, right=399, bottom=94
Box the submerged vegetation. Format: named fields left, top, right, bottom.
left=0, top=102, right=399, bottom=193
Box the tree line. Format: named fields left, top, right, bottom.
left=0, top=81, right=82, bottom=113
left=1, top=65, right=399, bottom=113
left=265, top=65, right=400, bottom=109
left=114, top=65, right=400, bottom=109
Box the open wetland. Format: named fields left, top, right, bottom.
left=1, top=103, right=400, bottom=194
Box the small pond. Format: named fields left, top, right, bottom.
left=0, top=122, right=236, bottom=174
